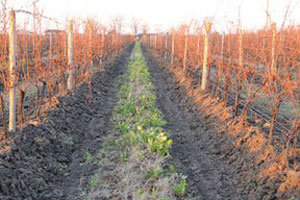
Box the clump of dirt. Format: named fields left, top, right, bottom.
left=142, top=45, right=300, bottom=200
left=0, top=44, right=134, bottom=200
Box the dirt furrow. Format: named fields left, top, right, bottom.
left=142, top=47, right=247, bottom=200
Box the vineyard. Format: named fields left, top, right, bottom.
left=0, top=0, right=300, bottom=200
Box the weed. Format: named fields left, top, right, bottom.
left=116, top=100, right=136, bottom=116
left=146, top=166, right=163, bottom=179
left=65, top=136, right=74, bottom=145
left=87, top=175, right=99, bottom=191
left=136, top=149, right=146, bottom=159
left=83, top=196, right=92, bottom=200
left=119, top=152, right=128, bottom=163
left=288, top=197, right=299, bottom=200
left=169, top=165, right=177, bottom=174
left=118, top=121, right=131, bottom=134
left=173, top=176, right=187, bottom=197
left=82, top=151, right=95, bottom=165
left=135, top=188, right=143, bottom=196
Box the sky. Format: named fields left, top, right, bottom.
left=6, top=0, right=300, bottom=33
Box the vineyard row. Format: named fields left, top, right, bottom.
left=0, top=10, right=134, bottom=137
left=142, top=20, right=299, bottom=168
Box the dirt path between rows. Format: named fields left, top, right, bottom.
left=0, top=44, right=133, bottom=200
left=143, top=49, right=242, bottom=200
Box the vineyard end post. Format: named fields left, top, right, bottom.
left=67, top=19, right=74, bottom=91
left=201, top=20, right=212, bottom=91
left=8, top=10, right=17, bottom=132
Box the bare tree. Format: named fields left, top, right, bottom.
left=130, top=17, right=141, bottom=36
left=110, top=15, right=124, bottom=34
left=1, top=0, right=7, bottom=31
left=141, top=23, right=149, bottom=34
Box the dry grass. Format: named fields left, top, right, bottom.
left=278, top=170, right=300, bottom=192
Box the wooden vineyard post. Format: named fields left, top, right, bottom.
left=101, top=30, right=105, bottom=64
left=148, top=34, right=150, bottom=48
left=201, top=20, right=212, bottom=91
left=213, top=31, right=225, bottom=95
left=164, top=33, right=168, bottom=60
left=111, top=30, right=115, bottom=52
left=49, top=32, right=53, bottom=69
left=238, top=25, right=243, bottom=77
left=196, top=31, right=201, bottom=66
left=67, top=20, right=74, bottom=91
left=88, top=24, right=93, bottom=103
left=171, top=29, right=175, bottom=64
left=267, top=23, right=278, bottom=144
left=154, top=34, right=157, bottom=50
left=8, top=10, right=17, bottom=132
left=89, top=24, right=94, bottom=70
left=270, top=23, right=276, bottom=75
left=235, top=21, right=243, bottom=116
left=113, top=29, right=117, bottom=52
left=183, top=28, right=188, bottom=73
left=221, top=32, right=225, bottom=60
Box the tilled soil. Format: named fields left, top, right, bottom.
left=0, top=44, right=133, bottom=200
left=142, top=46, right=298, bottom=200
